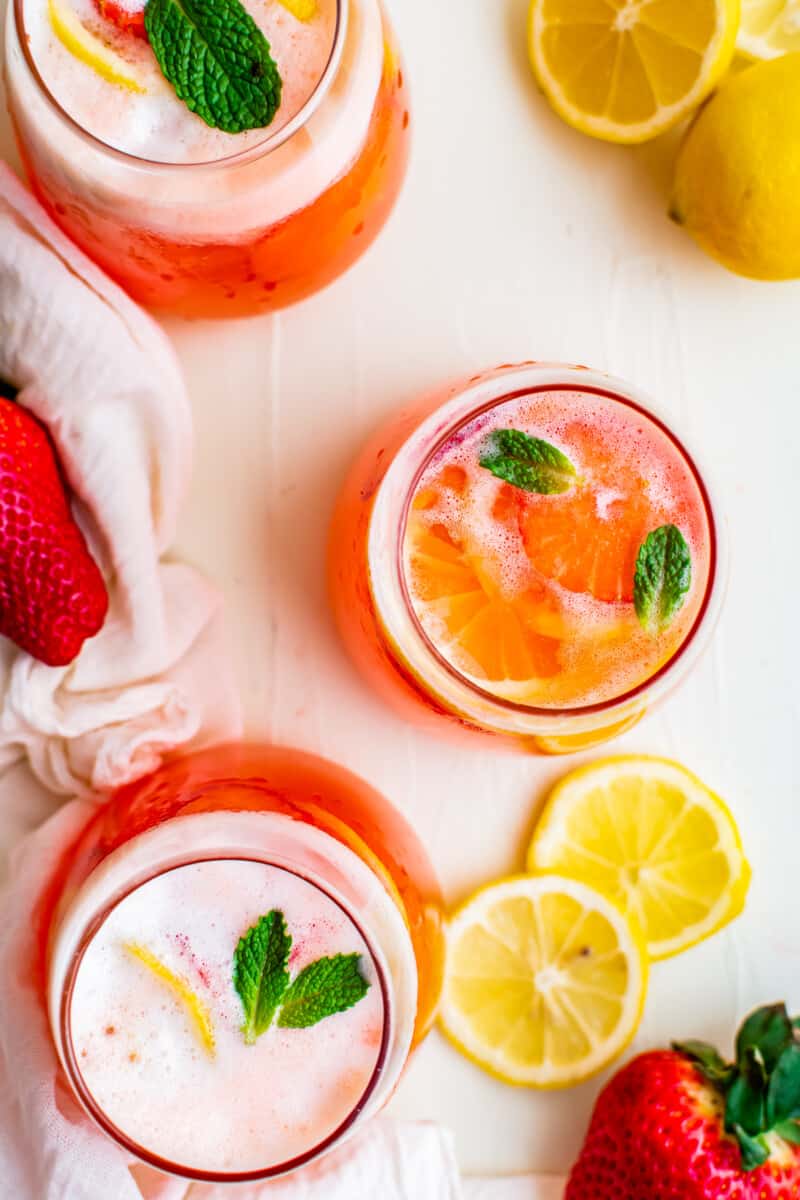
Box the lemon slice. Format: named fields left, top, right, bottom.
left=738, top=0, right=800, bottom=58
left=441, top=874, right=647, bottom=1087
left=49, top=0, right=145, bottom=93
left=527, top=0, right=741, bottom=144
left=527, top=757, right=751, bottom=961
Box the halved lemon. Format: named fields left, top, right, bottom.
left=528, top=0, right=741, bottom=144
left=527, top=757, right=751, bottom=960
left=737, top=0, right=800, bottom=58
left=441, top=874, right=647, bottom=1087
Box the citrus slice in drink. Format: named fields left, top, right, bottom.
left=527, top=0, right=740, bottom=143
left=48, top=0, right=145, bottom=92
left=737, top=0, right=800, bottom=58
left=527, top=757, right=751, bottom=961
left=441, top=874, right=647, bottom=1087
left=405, top=514, right=562, bottom=694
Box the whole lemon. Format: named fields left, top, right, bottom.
left=671, top=54, right=800, bottom=280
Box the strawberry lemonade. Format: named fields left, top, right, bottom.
left=329, top=363, right=724, bottom=753
left=5, top=0, right=409, bottom=315
left=45, top=744, right=445, bottom=1180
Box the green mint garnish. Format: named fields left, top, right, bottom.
left=233, top=911, right=371, bottom=1044
left=277, top=954, right=370, bottom=1029
left=633, top=524, right=691, bottom=634
left=144, top=0, right=282, bottom=134
left=675, top=1003, right=800, bottom=1172
left=233, top=910, right=291, bottom=1045
left=478, top=428, right=576, bottom=495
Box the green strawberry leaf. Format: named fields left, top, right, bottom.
left=775, top=1119, right=800, bottom=1147
left=726, top=1049, right=767, bottom=1136
left=144, top=0, right=282, bottom=133
left=0, top=380, right=17, bottom=400
left=737, top=1004, right=794, bottom=1074
left=478, top=429, right=576, bottom=496
left=733, top=1125, right=770, bottom=1171
left=633, top=524, right=692, bottom=634
left=673, top=1039, right=735, bottom=1086
left=233, top=910, right=291, bottom=1045
left=766, top=1043, right=800, bottom=1126
left=276, top=953, right=370, bottom=1029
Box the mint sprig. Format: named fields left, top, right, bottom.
left=478, top=429, right=576, bottom=495
left=234, top=910, right=291, bottom=1045
left=675, top=1003, right=800, bottom=1171
left=633, top=524, right=691, bottom=634
left=233, top=910, right=371, bottom=1044
left=144, top=0, right=282, bottom=134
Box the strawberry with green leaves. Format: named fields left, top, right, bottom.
left=567, top=1004, right=800, bottom=1199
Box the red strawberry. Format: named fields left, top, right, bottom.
left=93, top=0, right=147, bottom=39
left=0, top=395, right=108, bottom=667
left=567, top=1003, right=800, bottom=1200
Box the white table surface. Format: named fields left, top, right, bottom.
left=2, top=0, right=800, bottom=1181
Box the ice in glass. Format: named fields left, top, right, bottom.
left=329, top=363, right=725, bottom=753
left=5, top=0, right=409, bottom=316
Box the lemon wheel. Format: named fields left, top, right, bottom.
left=738, top=0, right=800, bottom=58
left=441, top=874, right=647, bottom=1087
left=528, top=0, right=741, bottom=144
left=527, top=756, right=750, bottom=960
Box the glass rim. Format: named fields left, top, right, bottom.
left=11, top=0, right=347, bottom=171
left=56, top=852, right=392, bottom=1184
left=390, top=370, right=722, bottom=720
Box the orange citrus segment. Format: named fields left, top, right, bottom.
left=406, top=517, right=562, bottom=684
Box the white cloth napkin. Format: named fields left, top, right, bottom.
left=0, top=163, right=241, bottom=796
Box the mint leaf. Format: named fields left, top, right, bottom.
left=479, top=429, right=576, bottom=495
left=633, top=524, right=691, bottom=634
left=234, top=911, right=291, bottom=1045
left=277, top=954, right=370, bottom=1029
left=145, top=0, right=282, bottom=134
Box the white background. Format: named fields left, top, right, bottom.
left=2, top=0, right=800, bottom=1178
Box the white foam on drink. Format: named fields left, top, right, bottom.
left=22, top=0, right=339, bottom=163
left=68, top=859, right=385, bottom=1174
left=405, top=388, right=713, bottom=707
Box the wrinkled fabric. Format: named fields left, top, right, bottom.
left=0, top=164, right=241, bottom=794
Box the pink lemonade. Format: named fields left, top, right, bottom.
left=45, top=746, right=443, bottom=1182
left=62, top=858, right=388, bottom=1177
left=329, top=364, right=723, bottom=752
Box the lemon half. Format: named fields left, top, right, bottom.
left=441, top=874, right=647, bottom=1087
left=738, top=0, right=800, bottom=58
left=528, top=0, right=741, bottom=143
left=527, top=756, right=750, bottom=960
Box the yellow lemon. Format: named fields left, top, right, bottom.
left=527, top=0, right=741, bottom=144
left=671, top=54, right=800, bottom=278
left=738, top=0, right=800, bottom=59
left=440, top=874, right=647, bottom=1087
left=527, top=757, right=750, bottom=960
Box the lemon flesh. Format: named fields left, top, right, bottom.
left=672, top=53, right=800, bottom=279
left=738, top=0, right=800, bottom=58
left=441, top=875, right=647, bottom=1087
left=527, top=757, right=750, bottom=961
left=528, top=0, right=741, bottom=144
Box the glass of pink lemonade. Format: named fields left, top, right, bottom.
left=5, top=0, right=408, bottom=317
left=43, top=744, right=445, bottom=1182
left=329, top=363, right=726, bottom=754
